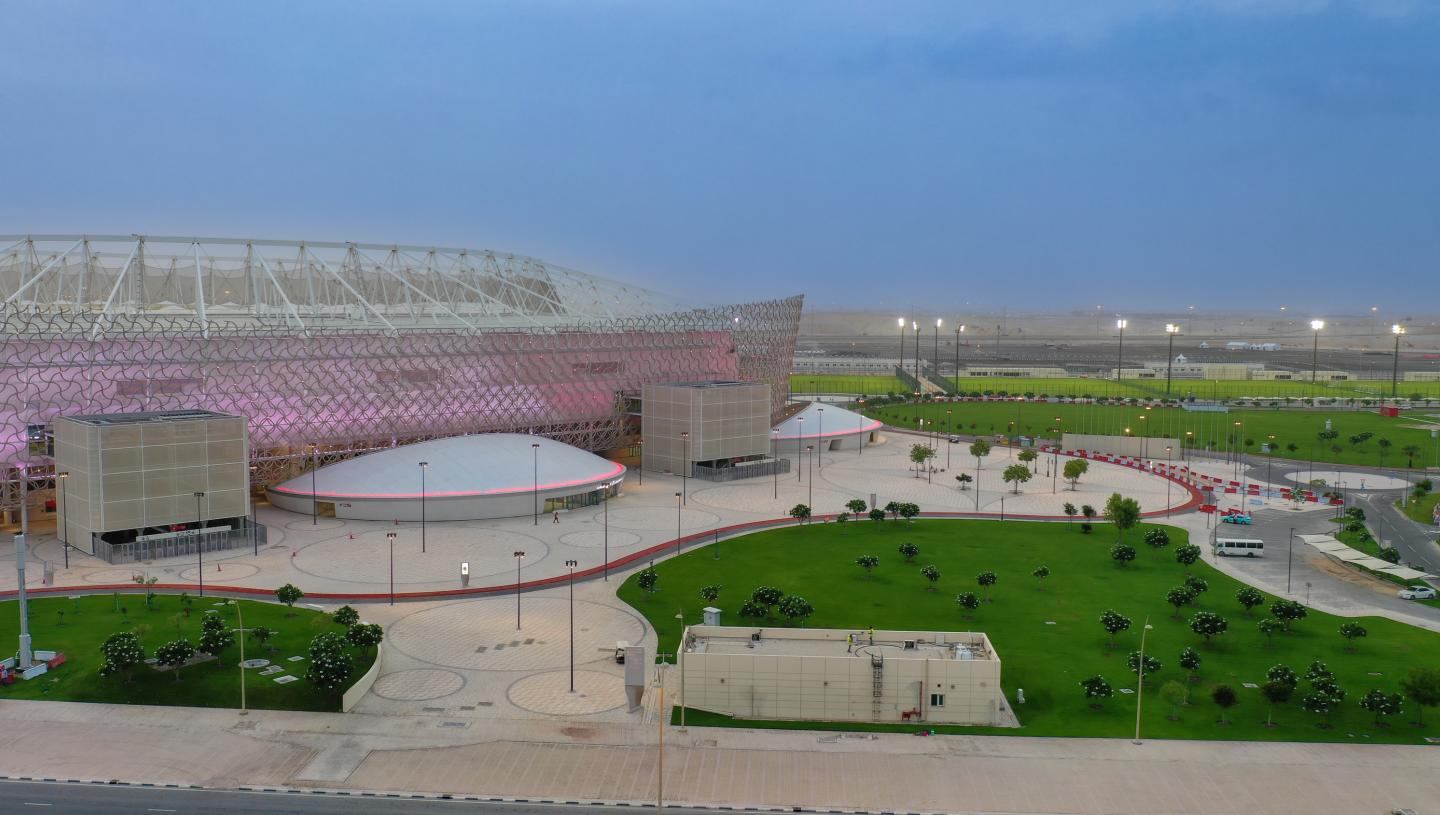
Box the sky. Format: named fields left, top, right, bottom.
left=1, top=1, right=1437, bottom=313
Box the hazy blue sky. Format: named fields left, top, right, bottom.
left=2, top=1, right=1436, bottom=312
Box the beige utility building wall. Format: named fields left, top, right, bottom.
left=641, top=382, right=771, bottom=476
left=1249, top=369, right=1353, bottom=382
left=53, top=410, right=249, bottom=552
left=679, top=625, right=1008, bottom=726
left=1060, top=433, right=1182, bottom=459
left=958, top=366, right=1069, bottom=378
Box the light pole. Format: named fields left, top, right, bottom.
left=1310, top=319, right=1325, bottom=395
left=856, top=399, right=865, bottom=456
left=566, top=559, right=578, bottom=692
left=1184, top=430, right=1193, bottom=463
left=1391, top=324, right=1406, bottom=400
left=771, top=428, right=780, bottom=499
left=531, top=442, right=540, bottom=525
left=1164, top=446, right=1173, bottom=517
left=1115, top=319, right=1128, bottom=382
left=1138, top=414, right=1148, bottom=461
left=897, top=317, right=905, bottom=374
left=675, top=492, right=683, bottom=555
left=676, top=612, right=687, bottom=728
left=418, top=461, right=428, bottom=554
left=946, top=410, right=953, bottom=468
left=249, top=464, right=259, bottom=557
left=1133, top=619, right=1153, bottom=745
left=1266, top=434, right=1276, bottom=497
left=193, top=491, right=206, bottom=597
left=513, top=550, right=525, bottom=629
left=599, top=481, right=611, bottom=581
left=816, top=408, right=824, bottom=470
left=229, top=600, right=250, bottom=713
left=933, top=318, right=942, bottom=380
left=796, top=417, right=804, bottom=481
left=1053, top=417, right=1062, bottom=494
left=387, top=532, right=396, bottom=605
left=56, top=471, right=68, bottom=569
left=954, top=324, right=965, bottom=386
left=807, top=445, right=815, bottom=505
left=309, top=443, right=319, bottom=524
left=1233, top=420, right=1244, bottom=482
left=1286, top=527, right=1295, bottom=594
left=912, top=320, right=919, bottom=385
left=1164, top=323, right=1180, bottom=396
left=680, top=431, right=689, bottom=505
left=637, top=439, right=644, bottom=485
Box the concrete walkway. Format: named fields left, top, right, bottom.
left=1, top=698, right=1437, bottom=814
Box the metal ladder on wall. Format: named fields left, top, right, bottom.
left=870, top=654, right=884, bottom=720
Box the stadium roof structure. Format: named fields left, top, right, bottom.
left=0, top=234, right=676, bottom=335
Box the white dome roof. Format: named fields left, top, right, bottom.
left=773, top=403, right=880, bottom=440
left=271, top=433, right=625, bottom=499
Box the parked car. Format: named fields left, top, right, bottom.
left=947, top=435, right=961, bottom=443
left=1398, top=586, right=1437, bottom=601
left=1221, top=514, right=1253, bottom=525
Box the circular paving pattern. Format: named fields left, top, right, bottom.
left=240, top=658, right=271, bottom=669
left=372, top=668, right=466, bottom=701
left=558, top=530, right=642, bottom=549
left=178, top=563, right=260, bottom=582
left=285, top=518, right=346, bottom=531
left=1282, top=470, right=1411, bottom=491
left=294, top=528, right=548, bottom=584
left=691, top=482, right=855, bottom=514
left=82, top=567, right=158, bottom=585
left=507, top=669, right=625, bottom=715
left=387, top=597, right=645, bottom=672
left=600, top=505, right=720, bottom=532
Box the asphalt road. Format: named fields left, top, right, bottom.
left=0, top=781, right=706, bottom=815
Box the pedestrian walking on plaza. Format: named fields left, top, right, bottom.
left=552, top=511, right=560, bottom=524
left=847, top=633, right=854, bottom=653
left=868, top=626, right=875, bottom=645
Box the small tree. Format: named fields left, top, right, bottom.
left=198, top=610, right=235, bottom=665
left=333, top=605, right=360, bottom=627
left=699, top=585, right=722, bottom=602
left=955, top=592, right=981, bottom=618
left=751, top=586, right=784, bottom=614
left=1359, top=689, right=1402, bottom=726
left=275, top=583, right=304, bottom=616
left=1267, top=663, right=1299, bottom=689
left=1257, top=617, right=1283, bottom=645
left=1100, top=609, right=1132, bottom=648
left=1175, top=544, right=1202, bottom=571
left=1178, top=646, right=1201, bottom=685
left=99, top=632, right=144, bottom=681
left=306, top=631, right=353, bottom=694
left=789, top=504, right=812, bottom=524
left=1110, top=544, right=1137, bottom=567
left=1189, top=611, right=1228, bottom=644
left=1103, top=493, right=1141, bottom=541
left=898, top=542, right=920, bottom=562
left=1002, top=463, right=1032, bottom=494
left=1159, top=680, right=1188, bottom=720
left=251, top=626, right=276, bottom=653
left=346, top=622, right=384, bottom=653
left=1235, top=587, right=1265, bottom=616
left=1062, top=502, right=1077, bottom=522
left=1166, top=586, right=1195, bottom=618
left=897, top=502, right=921, bottom=522
left=1184, top=575, right=1208, bottom=601
left=637, top=566, right=659, bottom=593
left=868, top=508, right=886, bottom=522
left=954, top=473, right=973, bottom=491
left=909, top=443, right=936, bottom=477
left=1063, top=459, right=1088, bottom=490
left=855, top=554, right=880, bottom=577
left=1302, top=690, right=1335, bottom=728
left=1079, top=675, right=1113, bottom=708
left=1144, top=528, right=1171, bottom=553
left=1338, top=621, right=1368, bottom=651
left=845, top=499, right=869, bottom=516
left=1018, top=448, right=1038, bottom=472
left=777, top=595, right=814, bottom=626
left=1127, top=651, right=1162, bottom=685
left=1399, top=666, right=1440, bottom=725
left=1212, top=684, right=1238, bottom=724
left=1032, top=565, right=1050, bottom=587
left=1260, top=680, right=1293, bottom=727
left=920, top=564, right=941, bottom=590
left=1269, top=599, right=1307, bottom=631
left=738, top=600, right=768, bottom=620
left=154, top=638, right=196, bottom=682
left=1081, top=504, right=1097, bottom=523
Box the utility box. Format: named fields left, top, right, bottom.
left=624, top=645, right=647, bottom=710
left=703, top=606, right=721, bottom=626
left=1379, top=406, right=1401, bottom=418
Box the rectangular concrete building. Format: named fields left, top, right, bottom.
left=641, top=381, right=771, bottom=477
left=52, top=410, right=250, bottom=555
left=677, top=625, right=1010, bottom=726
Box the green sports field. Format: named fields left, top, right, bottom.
left=619, top=520, right=1440, bottom=743
left=0, top=594, right=376, bottom=712
left=862, top=400, right=1440, bottom=470
left=790, top=373, right=1440, bottom=401
left=789, top=374, right=908, bottom=395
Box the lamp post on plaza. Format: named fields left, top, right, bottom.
left=1391, top=324, right=1406, bottom=399
left=676, top=612, right=687, bottom=728
left=816, top=408, right=824, bottom=470
left=1164, top=324, right=1181, bottom=396
left=675, top=492, right=683, bottom=556
left=796, top=417, right=804, bottom=482
left=1165, top=446, right=1174, bottom=517
left=1115, top=319, right=1128, bottom=382
left=1138, top=414, right=1148, bottom=461
left=897, top=317, right=905, bottom=372
left=637, top=439, right=643, bottom=485
left=1184, top=430, right=1193, bottom=463
left=771, top=429, right=780, bottom=499
left=912, top=321, right=919, bottom=387
left=1053, top=416, right=1062, bottom=493
left=249, top=464, right=259, bottom=556
left=193, top=491, right=206, bottom=597
left=565, top=559, right=578, bottom=692
left=954, top=324, right=966, bottom=383
left=1265, top=434, right=1277, bottom=496
left=933, top=318, right=942, bottom=378
left=597, top=480, right=612, bottom=581
left=1233, top=420, right=1244, bottom=481
left=309, top=443, right=319, bottom=525
left=680, top=431, right=689, bottom=505
left=1132, top=619, right=1154, bottom=744
left=513, top=551, right=525, bottom=629
left=1309, top=320, right=1325, bottom=395
left=418, top=461, right=429, bottom=554
left=806, top=445, right=815, bottom=505
left=855, top=400, right=865, bottom=456
left=56, top=471, right=68, bottom=569
left=945, top=410, right=953, bottom=468
left=387, top=532, right=396, bottom=605
left=531, top=442, right=541, bottom=525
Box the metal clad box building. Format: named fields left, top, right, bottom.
left=641, top=381, right=772, bottom=477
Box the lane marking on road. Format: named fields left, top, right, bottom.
left=146, top=809, right=177, bottom=813
left=22, top=804, right=53, bottom=807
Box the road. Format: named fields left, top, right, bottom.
left=0, top=780, right=714, bottom=815
left=1357, top=491, right=1440, bottom=575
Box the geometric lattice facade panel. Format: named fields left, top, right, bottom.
left=0, top=235, right=803, bottom=509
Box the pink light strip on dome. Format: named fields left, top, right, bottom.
left=270, top=461, right=627, bottom=499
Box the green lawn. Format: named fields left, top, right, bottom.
left=619, top=520, right=1440, bottom=743
left=941, top=377, right=1420, bottom=400
left=863, top=400, right=1440, bottom=470
left=0, top=594, right=375, bottom=712
left=1399, top=492, right=1439, bottom=526
left=789, top=374, right=908, bottom=395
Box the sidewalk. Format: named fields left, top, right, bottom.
left=2, top=698, right=1436, bottom=814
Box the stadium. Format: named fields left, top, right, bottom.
left=0, top=234, right=803, bottom=518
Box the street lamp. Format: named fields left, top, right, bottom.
left=856, top=398, right=866, bottom=456
left=680, top=431, right=689, bottom=505
left=1052, top=417, right=1062, bottom=494
left=308, top=443, right=319, bottom=524
left=598, top=481, right=612, bottom=581
left=796, top=417, right=804, bottom=482
left=954, top=324, right=965, bottom=386
left=637, top=439, right=643, bottom=486
left=807, top=445, right=815, bottom=503
left=676, top=612, right=687, bottom=728
left=193, top=491, right=207, bottom=597
left=387, top=532, right=397, bottom=605
left=1138, top=414, right=1148, bottom=460
left=897, top=317, right=906, bottom=374
left=1233, top=420, right=1244, bottom=482
left=945, top=409, right=953, bottom=468
left=566, top=559, right=578, bottom=692
left=513, top=550, right=526, bottom=629
left=816, top=408, right=824, bottom=470
left=1164, top=324, right=1180, bottom=396
left=1309, top=319, right=1325, bottom=394
left=249, top=464, right=259, bottom=557
left=56, top=472, right=69, bottom=569
left=531, top=442, right=541, bottom=525
left=1184, top=430, right=1193, bottom=463
left=675, top=492, right=683, bottom=556
left=1115, top=319, right=1128, bottom=381
left=1266, top=434, right=1277, bottom=497
left=1391, top=324, right=1406, bottom=399
left=934, top=318, right=942, bottom=378
left=1133, top=619, right=1154, bottom=744
left=771, top=428, right=780, bottom=499
left=1164, top=446, right=1173, bottom=517
left=418, top=461, right=429, bottom=554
